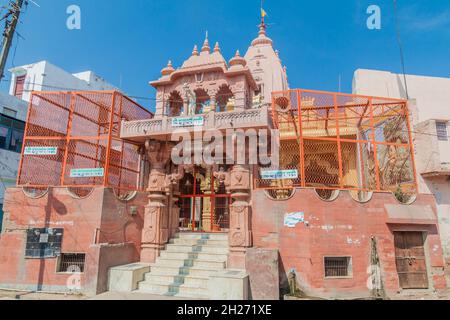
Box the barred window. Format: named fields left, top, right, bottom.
left=436, top=122, right=448, bottom=141
left=57, top=253, right=86, bottom=273
left=324, top=257, right=352, bottom=278
left=14, top=75, right=26, bottom=98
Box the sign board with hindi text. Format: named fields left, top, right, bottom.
left=70, top=168, right=105, bottom=178
left=171, top=116, right=204, bottom=128
left=261, top=170, right=299, bottom=180
left=24, top=147, right=58, bottom=156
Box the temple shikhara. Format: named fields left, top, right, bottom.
left=0, top=16, right=447, bottom=300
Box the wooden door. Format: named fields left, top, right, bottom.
left=394, top=232, right=429, bottom=289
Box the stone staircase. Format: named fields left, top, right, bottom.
left=136, top=233, right=229, bottom=299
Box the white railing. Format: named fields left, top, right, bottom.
left=121, top=106, right=269, bottom=140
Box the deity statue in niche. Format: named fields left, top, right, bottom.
left=183, top=83, right=197, bottom=116
left=226, top=97, right=236, bottom=111
left=252, top=93, right=262, bottom=108
left=201, top=99, right=213, bottom=114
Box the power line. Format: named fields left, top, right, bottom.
left=393, top=0, right=410, bottom=100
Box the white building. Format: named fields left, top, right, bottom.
left=1, top=61, right=117, bottom=230
left=0, top=91, right=28, bottom=231
left=9, top=60, right=117, bottom=102
left=353, top=69, right=450, bottom=269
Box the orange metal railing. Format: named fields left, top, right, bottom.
left=17, top=91, right=153, bottom=193
left=255, top=89, right=418, bottom=194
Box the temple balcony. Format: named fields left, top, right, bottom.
left=120, top=105, right=270, bottom=142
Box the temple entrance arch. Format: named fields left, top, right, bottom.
left=166, top=91, right=183, bottom=117
left=178, top=165, right=231, bottom=233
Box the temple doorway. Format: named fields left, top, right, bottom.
left=178, top=165, right=231, bottom=233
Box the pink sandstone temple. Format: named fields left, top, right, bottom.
left=0, top=18, right=447, bottom=300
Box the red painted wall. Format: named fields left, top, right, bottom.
left=251, top=189, right=447, bottom=299
left=0, top=187, right=147, bottom=295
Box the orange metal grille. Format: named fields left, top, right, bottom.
left=255, top=89, right=417, bottom=194
left=17, top=91, right=153, bottom=192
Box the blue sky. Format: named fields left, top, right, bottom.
left=1, top=0, right=449, bottom=111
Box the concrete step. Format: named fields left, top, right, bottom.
left=137, top=282, right=210, bottom=299
left=133, top=233, right=229, bottom=299
left=160, top=251, right=228, bottom=262
left=155, top=258, right=226, bottom=269
left=169, top=238, right=228, bottom=246
left=144, top=273, right=209, bottom=288
left=149, top=265, right=220, bottom=277
left=174, top=233, right=228, bottom=241
left=165, top=244, right=229, bottom=254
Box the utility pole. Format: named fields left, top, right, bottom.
left=0, top=0, right=24, bottom=80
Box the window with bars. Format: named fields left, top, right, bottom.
left=14, top=75, right=26, bottom=99
left=324, top=257, right=352, bottom=278
left=57, top=253, right=86, bottom=273
left=436, top=122, right=448, bottom=141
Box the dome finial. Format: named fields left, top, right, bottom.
left=229, top=50, right=246, bottom=68
left=161, top=59, right=175, bottom=76
left=259, top=20, right=267, bottom=36
left=202, top=31, right=210, bottom=53
left=214, top=42, right=221, bottom=53
left=192, top=45, right=199, bottom=56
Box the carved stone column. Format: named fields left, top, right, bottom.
left=209, top=89, right=218, bottom=113
left=228, top=165, right=252, bottom=269
left=140, top=140, right=172, bottom=263
left=200, top=168, right=215, bottom=232
left=166, top=165, right=185, bottom=239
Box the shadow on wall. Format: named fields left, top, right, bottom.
left=278, top=252, right=289, bottom=298
left=37, top=189, right=67, bottom=291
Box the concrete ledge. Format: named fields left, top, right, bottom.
left=208, top=270, right=249, bottom=300
left=108, top=263, right=151, bottom=292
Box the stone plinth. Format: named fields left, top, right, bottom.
left=108, top=263, right=151, bottom=292
left=208, top=270, right=249, bottom=300
left=245, top=248, right=280, bottom=300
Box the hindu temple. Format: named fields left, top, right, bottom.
left=0, top=17, right=447, bottom=300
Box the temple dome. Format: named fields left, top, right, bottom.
left=229, top=50, right=247, bottom=68
left=244, top=22, right=289, bottom=106
left=180, top=35, right=227, bottom=70
left=251, top=23, right=274, bottom=46
left=161, top=60, right=175, bottom=76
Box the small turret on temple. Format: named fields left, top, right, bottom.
left=150, top=22, right=289, bottom=118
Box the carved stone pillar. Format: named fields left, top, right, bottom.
left=209, top=89, right=218, bottom=113
left=200, top=168, right=214, bottom=232
left=228, top=165, right=252, bottom=269
left=140, top=140, right=172, bottom=263
left=165, top=165, right=188, bottom=239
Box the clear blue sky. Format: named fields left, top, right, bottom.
left=1, top=0, right=449, bottom=111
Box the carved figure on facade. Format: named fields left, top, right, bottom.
left=213, top=165, right=231, bottom=193
left=183, top=83, right=197, bottom=116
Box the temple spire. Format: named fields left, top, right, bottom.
left=251, top=3, right=273, bottom=47
left=260, top=0, right=268, bottom=35
left=214, top=42, right=221, bottom=53
left=192, top=45, right=199, bottom=56
left=201, top=31, right=210, bottom=53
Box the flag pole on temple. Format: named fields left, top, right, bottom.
left=261, top=0, right=268, bottom=27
